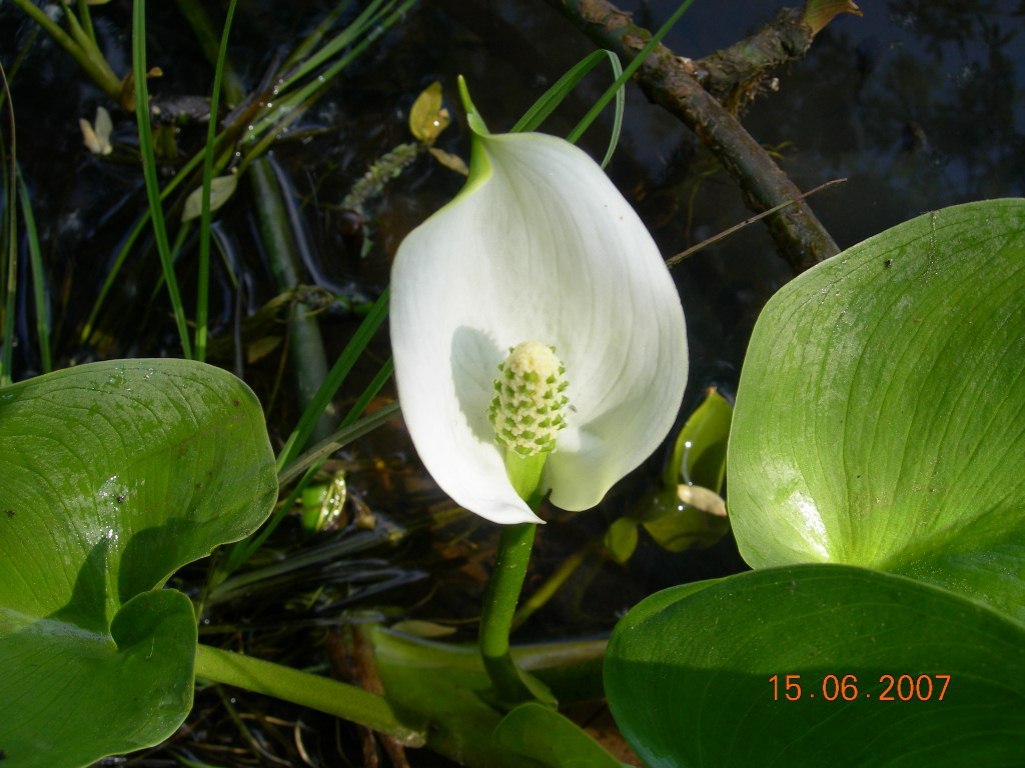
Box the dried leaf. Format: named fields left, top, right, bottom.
left=409, top=82, right=450, bottom=145
left=428, top=147, right=468, bottom=176
left=676, top=484, right=727, bottom=517
left=79, top=106, right=113, bottom=155
left=245, top=335, right=282, bottom=364
left=181, top=174, right=239, bottom=222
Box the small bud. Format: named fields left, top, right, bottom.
left=489, top=341, right=569, bottom=456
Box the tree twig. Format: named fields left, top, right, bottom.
left=666, top=178, right=846, bottom=268
left=544, top=0, right=840, bottom=273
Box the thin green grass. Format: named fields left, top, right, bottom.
left=275, top=287, right=390, bottom=471
left=0, top=62, right=16, bottom=386
left=508, top=0, right=696, bottom=167
left=18, top=169, right=50, bottom=373
left=511, top=49, right=624, bottom=168
left=7, top=0, right=122, bottom=103
left=274, top=0, right=399, bottom=92
left=241, top=0, right=419, bottom=166
left=225, top=379, right=398, bottom=576
left=568, top=0, right=696, bottom=146
left=277, top=0, right=355, bottom=76
left=132, top=0, right=193, bottom=358
left=83, top=0, right=414, bottom=348
left=195, top=0, right=240, bottom=362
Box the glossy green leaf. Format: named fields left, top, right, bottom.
left=0, top=359, right=277, bottom=767
left=493, top=702, right=624, bottom=768
left=605, top=564, right=1025, bottom=767
left=664, top=387, right=732, bottom=493
left=728, top=200, right=1025, bottom=620
left=642, top=387, right=732, bottom=552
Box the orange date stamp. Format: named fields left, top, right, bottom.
left=769, top=674, right=951, bottom=702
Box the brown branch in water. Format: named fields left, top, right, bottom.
left=691, top=2, right=862, bottom=113
left=544, top=0, right=840, bottom=273
left=691, top=7, right=812, bottom=112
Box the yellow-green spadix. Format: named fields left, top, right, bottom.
left=390, top=82, right=688, bottom=524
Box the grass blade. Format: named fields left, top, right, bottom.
left=132, top=0, right=193, bottom=358
left=227, top=373, right=398, bottom=575
left=195, top=0, right=240, bottom=361
left=274, top=0, right=393, bottom=93
left=276, top=287, right=390, bottom=471
left=0, top=62, right=16, bottom=385
left=242, top=0, right=418, bottom=160
left=277, top=0, right=355, bottom=76
left=510, top=48, right=625, bottom=167
left=511, top=49, right=616, bottom=133
left=18, top=168, right=50, bottom=372
left=567, top=0, right=696, bottom=146
left=278, top=400, right=400, bottom=490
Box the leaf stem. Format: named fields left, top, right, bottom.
left=194, top=644, right=426, bottom=746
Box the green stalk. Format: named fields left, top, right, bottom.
left=132, top=0, right=192, bottom=358
left=477, top=452, right=547, bottom=703
left=0, top=63, right=16, bottom=385
left=248, top=157, right=332, bottom=440
left=195, top=0, right=239, bottom=361
left=479, top=522, right=539, bottom=703
left=567, top=0, right=696, bottom=144
left=18, top=169, right=51, bottom=372
left=73, top=0, right=99, bottom=46
left=8, top=0, right=122, bottom=102
left=193, top=644, right=426, bottom=746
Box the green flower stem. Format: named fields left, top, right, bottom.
left=480, top=522, right=537, bottom=702
left=194, top=644, right=426, bottom=746
left=479, top=451, right=546, bottom=702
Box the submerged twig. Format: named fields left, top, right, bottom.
left=666, top=178, right=845, bottom=268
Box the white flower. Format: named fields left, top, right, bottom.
left=390, top=91, right=688, bottom=524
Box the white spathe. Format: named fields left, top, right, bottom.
left=390, top=117, right=688, bottom=525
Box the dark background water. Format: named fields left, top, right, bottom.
left=3, top=0, right=1024, bottom=606
left=2, top=0, right=1023, bottom=763
left=2, top=0, right=1023, bottom=618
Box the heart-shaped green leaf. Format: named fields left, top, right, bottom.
left=728, top=199, right=1025, bottom=620
left=605, top=564, right=1025, bottom=767
left=0, top=359, right=277, bottom=767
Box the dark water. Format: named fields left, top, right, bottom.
left=3, top=1, right=1023, bottom=764
left=4, top=0, right=1024, bottom=603
left=2, top=0, right=1022, bottom=614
